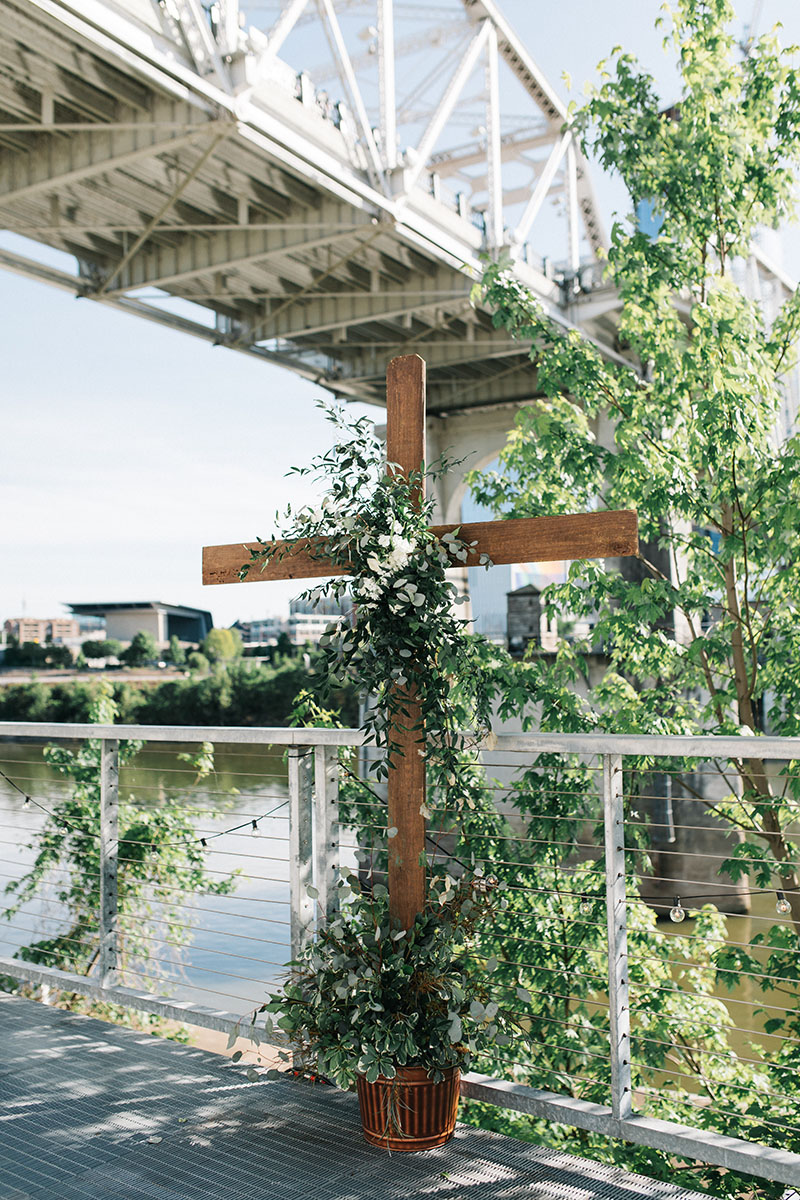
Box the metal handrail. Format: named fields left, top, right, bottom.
left=1, top=720, right=799, bottom=1187
left=4, top=720, right=800, bottom=759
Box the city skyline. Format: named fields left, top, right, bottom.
left=3, top=2, right=798, bottom=629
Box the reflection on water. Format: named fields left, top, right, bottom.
left=0, top=739, right=292, bottom=1014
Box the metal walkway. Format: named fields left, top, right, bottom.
left=0, top=993, right=709, bottom=1200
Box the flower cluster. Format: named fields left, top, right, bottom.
left=245, top=403, right=494, bottom=784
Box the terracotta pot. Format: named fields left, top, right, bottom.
left=356, top=1064, right=460, bottom=1151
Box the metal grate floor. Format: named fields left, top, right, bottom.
left=0, top=993, right=709, bottom=1200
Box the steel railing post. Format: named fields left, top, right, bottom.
left=99, top=738, right=120, bottom=987
left=313, top=744, right=340, bottom=923
left=603, top=751, right=632, bottom=1120
left=289, top=746, right=314, bottom=960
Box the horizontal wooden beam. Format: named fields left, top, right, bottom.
left=202, top=510, right=638, bottom=586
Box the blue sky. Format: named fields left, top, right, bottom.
left=2, top=1, right=799, bottom=630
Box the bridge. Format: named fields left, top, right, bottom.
left=0, top=0, right=621, bottom=431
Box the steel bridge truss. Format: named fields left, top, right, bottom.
left=0, top=0, right=618, bottom=412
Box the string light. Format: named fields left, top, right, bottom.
left=1, top=763, right=800, bottom=924
left=0, top=764, right=290, bottom=850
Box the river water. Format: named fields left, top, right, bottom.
left=0, top=738, right=786, bottom=1061
left=0, top=738, right=294, bottom=1016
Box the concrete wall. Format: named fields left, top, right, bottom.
left=105, top=610, right=166, bottom=645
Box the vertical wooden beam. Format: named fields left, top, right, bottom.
left=386, top=355, right=427, bottom=930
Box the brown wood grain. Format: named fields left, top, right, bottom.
left=385, top=356, right=427, bottom=927
left=386, top=354, right=426, bottom=507
left=387, top=688, right=427, bottom=932
left=202, top=510, right=639, bottom=586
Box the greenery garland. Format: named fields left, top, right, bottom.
left=244, top=403, right=495, bottom=791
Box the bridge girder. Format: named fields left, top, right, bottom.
left=0, top=0, right=624, bottom=415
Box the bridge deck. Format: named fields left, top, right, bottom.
left=0, top=993, right=706, bottom=1200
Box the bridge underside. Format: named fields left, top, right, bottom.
left=0, top=0, right=623, bottom=414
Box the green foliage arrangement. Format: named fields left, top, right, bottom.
left=263, top=871, right=512, bottom=1088
left=245, top=404, right=493, bottom=781
left=461, top=0, right=800, bottom=1191
left=2, top=683, right=237, bottom=989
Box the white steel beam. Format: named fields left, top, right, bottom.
left=96, top=129, right=230, bottom=296
left=0, top=123, right=224, bottom=209
left=263, top=293, right=460, bottom=341
left=246, top=223, right=385, bottom=342
left=430, top=128, right=554, bottom=176
left=172, top=0, right=231, bottom=90
left=317, top=0, right=385, bottom=187
left=107, top=219, right=373, bottom=294
left=265, top=0, right=311, bottom=59
left=378, top=0, right=396, bottom=170
left=484, top=22, right=503, bottom=249
left=217, top=0, right=241, bottom=58
left=512, top=132, right=571, bottom=249
left=402, top=21, right=491, bottom=197
left=566, top=137, right=580, bottom=271
left=460, top=0, right=567, bottom=125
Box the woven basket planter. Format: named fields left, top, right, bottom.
left=356, top=1065, right=460, bottom=1151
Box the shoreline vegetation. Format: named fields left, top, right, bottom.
left=0, top=658, right=358, bottom=728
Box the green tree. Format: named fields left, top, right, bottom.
left=201, top=627, right=243, bottom=663
left=82, top=639, right=122, bottom=660
left=168, top=634, right=186, bottom=666
left=465, top=0, right=800, bottom=1189
left=121, top=630, right=158, bottom=667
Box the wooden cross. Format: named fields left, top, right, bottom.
left=202, top=354, right=638, bottom=930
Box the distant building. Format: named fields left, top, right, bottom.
left=507, top=586, right=559, bottom=657
left=233, top=616, right=286, bottom=646
left=67, top=602, right=213, bottom=648
left=4, top=617, right=80, bottom=645
left=235, top=594, right=353, bottom=649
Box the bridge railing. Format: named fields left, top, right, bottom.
left=1, top=721, right=799, bottom=1188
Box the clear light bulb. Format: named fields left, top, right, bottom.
left=669, top=896, right=686, bottom=923
left=776, top=891, right=792, bottom=916
left=579, top=896, right=593, bottom=917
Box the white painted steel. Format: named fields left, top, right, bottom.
left=99, top=738, right=120, bottom=987
left=289, top=746, right=315, bottom=960
left=314, top=744, right=340, bottom=922
left=377, top=0, right=396, bottom=170
left=4, top=723, right=800, bottom=759
left=460, top=1074, right=800, bottom=1188
left=603, top=752, right=631, bottom=1120
left=3, top=719, right=800, bottom=1185
left=0, top=0, right=620, bottom=417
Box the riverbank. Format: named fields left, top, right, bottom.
left=0, top=659, right=357, bottom=727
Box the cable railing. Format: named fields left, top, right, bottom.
left=0, top=720, right=799, bottom=1188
